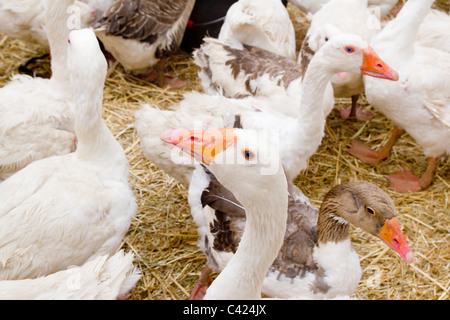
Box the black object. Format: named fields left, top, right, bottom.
left=18, top=53, right=51, bottom=79
left=180, top=0, right=289, bottom=53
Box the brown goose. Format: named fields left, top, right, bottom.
left=93, top=0, right=195, bottom=87
left=188, top=169, right=414, bottom=299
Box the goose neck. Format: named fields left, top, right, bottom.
left=298, top=52, right=335, bottom=121
left=374, top=0, right=433, bottom=56
left=72, top=84, right=124, bottom=166
left=204, top=175, right=288, bottom=299
left=317, top=199, right=350, bottom=245
left=46, top=0, right=74, bottom=83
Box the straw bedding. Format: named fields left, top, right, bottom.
left=0, top=1, right=448, bottom=300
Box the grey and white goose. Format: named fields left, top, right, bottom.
left=193, top=35, right=333, bottom=119
left=186, top=163, right=414, bottom=299
left=93, top=0, right=195, bottom=87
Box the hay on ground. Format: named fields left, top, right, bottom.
left=0, top=2, right=448, bottom=300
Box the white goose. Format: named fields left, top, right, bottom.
left=349, top=0, right=450, bottom=193
left=0, top=0, right=78, bottom=182
left=162, top=127, right=288, bottom=299
left=80, top=0, right=116, bottom=24
left=302, top=1, right=449, bottom=121
left=0, top=0, right=96, bottom=48
left=416, top=8, right=450, bottom=54
left=304, top=0, right=381, bottom=121
left=0, top=250, right=141, bottom=300
left=218, top=0, right=296, bottom=60
left=135, top=34, right=398, bottom=186
left=93, top=0, right=195, bottom=87
left=287, top=0, right=329, bottom=15
left=0, top=28, right=136, bottom=280
left=193, top=29, right=335, bottom=118
left=161, top=129, right=413, bottom=299
left=289, top=0, right=398, bottom=18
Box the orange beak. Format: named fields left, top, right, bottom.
left=160, top=128, right=237, bottom=165
left=361, top=46, right=399, bottom=81
left=377, top=217, right=414, bottom=263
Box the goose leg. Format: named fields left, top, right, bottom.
left=189, top=265, right=213, bottom=300
left=340, top=95, right=374, bottom=121
left=134, top=60, right=187, bottom=89
left=386, top=157, right=440, bottom=193
left=348, top=127, right=405, bottom=164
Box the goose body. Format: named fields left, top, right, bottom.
left=93, top=0, right=195, bottom=83
left=289, top=0, right=397, bottom=18
left=304, top=0, right=381, bottom=120
left=218, top=0, right=296, bottom=60
left=193, top=36, right=334, bottom=119
left=0, top=250, right=140, bottom=300
left=0, top=0, right=96, bottom=48
left=350, top=0, right=450, bottom=192
left=288, top=0, right=328, bottom=15
left=0, top=0, right=79, bottom=181
left=80, top=0, right=116, bottom=24
left=417, top=8, right=450, bottom=53
left=187, top=166, right=414, bottom=299
left=162, top=127, right=288, bottom=299
left=0, top=28, right=136, bottom=280
left=135, top=34, right=398, bottom=186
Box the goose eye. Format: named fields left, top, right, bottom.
left=325, top=37, right=329, bottom=42
left=241, top=149, right=255, bottom=161
left=366, top=206, right=376, bottom=216
left=345, top=46, right=355, bottom=53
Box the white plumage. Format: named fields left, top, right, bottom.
left=417, top=8, right=450, bottom=53
left=0, top=250, right=141, bottom=300
left=351, top=0, right=450, bottom=192
left=0, top=0, right=96, bottom=48
left=218, top=0, right=297, bottom=60
left=0, top=0, right=79, bottom=181
left=0, top=28, right=136, bottom=280
left=289, top=0, right=397, bottom=18
left=263, top=239, right=362, bottom=299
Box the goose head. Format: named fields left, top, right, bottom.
left=319, top=181, right=414, bottom=263
left=67, top=28, right=107, bottom=87
left=306, top=24, right=342, bottom=53
left=161, top=128, right=285, bottom=202
left=162, top=127, right=288, bottom=299
left=313, top=32, right=399, bottom=81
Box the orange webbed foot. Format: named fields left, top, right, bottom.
left=385, top=169, right=422, bottom=193
left=348, top=140, right=388, bottom=165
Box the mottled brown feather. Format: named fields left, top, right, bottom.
left=268, top=180, right=319, bottom=279
left=103, top=0, right=194, bottom=54
left=200, top=165, right=322, bottom=279
left=299, top=36, right=314, bottom=78
left=200, top=167, right=245, bottom=253
left=223, top=44, right=303, bottom=94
